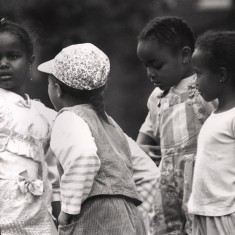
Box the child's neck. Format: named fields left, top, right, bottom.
left=12, top=89, right=27, bottom=100
left=182, top=68, right=194, bottom=79
left=60, top=96, right=88, bottom=109
left=216, top=91, right=235, bottom=113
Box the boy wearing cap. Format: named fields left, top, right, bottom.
left=38, top=43, right=158, bottom=234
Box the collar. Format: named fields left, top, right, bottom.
left=171, top=74, right=196, bottom=95
left=0, top=88, right=31, bottom=108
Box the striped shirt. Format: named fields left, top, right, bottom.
left=50, top=111, right=159, bottom=216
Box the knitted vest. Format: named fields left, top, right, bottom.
left=61, top=104, right=142, bottom=206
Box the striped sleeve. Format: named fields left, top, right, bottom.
left=50, top=111, right=100, bottom=215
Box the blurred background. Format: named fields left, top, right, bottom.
left=0, top=0, right=234, bottom=139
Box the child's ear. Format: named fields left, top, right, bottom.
left=55, top=83, right=63, bottom=98
left=218, top=67, right=228, bottom=83
left=181, top=46, right=192, bottom=64
left=28, top=55, right=35, bottom=70
left=29, top=55, right=35, bottom=65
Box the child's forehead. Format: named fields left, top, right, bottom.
left=139, top=37, right=163, bottom=47
left=0, top=30, right=19, bottom=40
left=193, top=48, right=208, bottom=60
left=0, top=31, right=25, bottom=48
left=137, top=39, right=174, bottom=59
left=192, top=49, right=210, bottom=67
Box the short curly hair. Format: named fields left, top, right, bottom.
left=138, top=16, right=195, bottom=55
left=195, top=30, right=235, bottom=75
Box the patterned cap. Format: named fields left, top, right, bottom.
left=38, top=43, right=110, bottom=90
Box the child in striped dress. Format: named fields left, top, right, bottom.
left=38, top=43, right=158, bottom=234
left=136, top=16, right=217, bottom=235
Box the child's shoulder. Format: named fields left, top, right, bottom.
left=53, top=110, right=92, bottom=136
left=31, top=99, right=57, bottom=124
left=148, top=87, right=164, bottom=102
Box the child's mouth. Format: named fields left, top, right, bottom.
left=153, top=82, right=160, bottom=86
left=0, top=75, right=11, bottom=80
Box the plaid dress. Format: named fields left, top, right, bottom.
left=140, top=75, right=217, bottom=235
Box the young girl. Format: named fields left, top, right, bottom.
left=38, top=43, right=148, bottom=234
left=136, top=16, right=217, bottom=235
left=188, top=30, right=235, bottom=235
left=0, top=19, right=58, bottom=234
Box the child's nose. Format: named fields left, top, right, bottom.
left=147, top=67, right=155, bottom=79
left=0, top=57, right=9, bottom=68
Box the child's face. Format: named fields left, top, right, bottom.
left=137, top=38, right=185, bottom=91
left=48, top=75, right=61, bottom=111
left=0, top=32, right=31, bottom=96
left=192, top=49, right=220, bottom=102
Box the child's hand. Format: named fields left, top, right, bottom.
left=58, top=211, right=72, bottom=226
left=140, top=144, right=162, bottom=165
left=52, top=201, right=61, bottom=228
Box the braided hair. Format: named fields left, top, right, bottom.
left=0, top=18, right=34, bottom=59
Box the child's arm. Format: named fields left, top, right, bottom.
left=125, top=135, right=160, bottom=218
left=52, top=201, right=61, bottom=228
left=50, top=111, right=100, bottom=225
left=45, top=147, right=61, bottom=226
left=58, top=211, right=71, bottom=226
left=137, top=132, right=161, bottom=164
left=137, top=88, right=162, bottom=165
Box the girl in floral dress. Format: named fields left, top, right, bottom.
left=0, top=19, right=58, bottom=234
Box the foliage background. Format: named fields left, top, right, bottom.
left=0, top=0, right=234, bottom=138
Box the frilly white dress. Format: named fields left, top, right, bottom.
left=0, top=88, right=58, bottom=234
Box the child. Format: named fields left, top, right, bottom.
left=136, top=16, right=217, bottom=235
left=0, top=19, right=58, bottom=234
left=188, top=30, right=235, bottom=235
left=38, top=43, right=157, bottom=235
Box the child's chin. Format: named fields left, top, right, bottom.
left=154, top=83, right=167, bottom=91
left=201, top=93, right=213, bottom=102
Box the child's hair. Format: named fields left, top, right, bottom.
left=195, top=30, right=235, bottom=76
left=55, top=77, right=109, bottom=123
left=0, top=18, right=34, bottom=58
left=138, top=16, right=195, bottom=55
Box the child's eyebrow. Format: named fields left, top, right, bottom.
left=140, top=58, right=161, bottom=65
left=149, top=59, right=162, bottom=64
left=6, top=48, right=21, bottom=52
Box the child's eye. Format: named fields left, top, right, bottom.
left=153, top=63, right=163, bottom=69
left=142, top=64, right=148, bottom=69
left=8, top=54, right=20, bottom=60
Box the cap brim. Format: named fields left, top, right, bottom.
left=37, top=59, right=54, bottom=74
